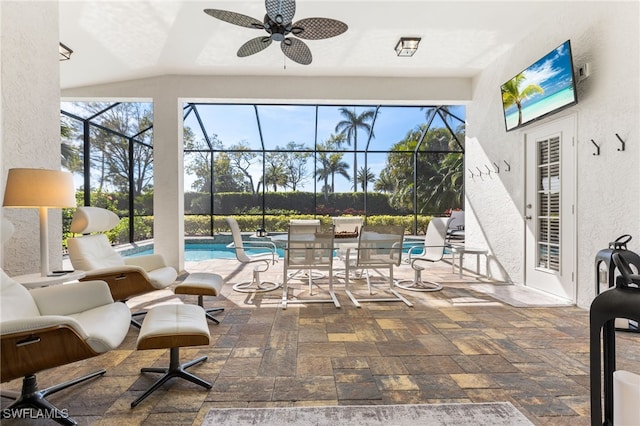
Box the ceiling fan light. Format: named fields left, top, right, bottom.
left=395, top=37, right=420, bottom=57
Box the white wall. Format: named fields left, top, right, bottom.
left=466, top=1, right=640, bottom=308
left=1, top=1, right=63, bottom=276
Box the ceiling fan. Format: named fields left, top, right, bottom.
left=204, top=0, right=348, bottom=65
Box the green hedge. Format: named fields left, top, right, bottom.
left=184, top=214, right=433, bottom=235
left=185, top=191, right=409, bottom=216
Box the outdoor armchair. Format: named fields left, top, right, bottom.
left=1, top=270, right=131, bottom=425
left=67, top=206, right=177, bottom=326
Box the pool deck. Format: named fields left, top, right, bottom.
left=27, top=255, right=636, bottom=426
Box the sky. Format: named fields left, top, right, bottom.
left=183, top=103, right=466, bottom=193
left=60, top=101, right=465, bottom=194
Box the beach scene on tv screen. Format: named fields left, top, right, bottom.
left=502, top=41, right=576, bottom=131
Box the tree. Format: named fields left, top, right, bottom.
left=60, top=119, right=82, bottom=174
left=184, top=128, right=245, bottom=193
left=228, top=141, right=258, bottom=194
left=382, top=126, right=463, bottom=214
left=315, top=150, right=332, bottom=202
left=374, top=168, right=396, bottom=193
left=334, top=107, right=375, bottom=190
left=279, top=141, right=311, bottom=191
left=502, top=73, right=544, bottom=127
left=263, top=152, right=288, bottom=191
left=72, top=102, right=154, bottom=197
left=424, top=153, right=463, bottom=212
left=356, top=167, right=376, bottom=192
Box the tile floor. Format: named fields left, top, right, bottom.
left=2, top=258, right=639, bottom=426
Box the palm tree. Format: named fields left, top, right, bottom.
left=424, top=153, right=463, bottom=213
left=356, top=167, right=376, bottom=192
left=263, top=163, right=287, bottom=191
left=327, top=153, right=350, bottom=193
left=502, top=73, right=544, bottom=126
left=334, top=107, right=375, bottom=190
left=60, top=121, right=81, bottom=173
left=315, top=151, right=332, bottom=202
left=374, top=169, right=396, bottom=193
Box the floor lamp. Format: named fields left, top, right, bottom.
left=3, top=168, right=76, bottom=277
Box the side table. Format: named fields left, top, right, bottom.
left=450, top=246, right=489, bottom=279
left=12, top=270, right=86, bottom=289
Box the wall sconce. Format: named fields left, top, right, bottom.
left=59, top=42, right=73, bottom=61
left=394, top=37, right=421, bottom=57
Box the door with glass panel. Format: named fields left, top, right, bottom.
left=524, top=115, right=576, bottom=301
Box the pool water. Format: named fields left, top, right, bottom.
left=128, top=243, right=284, bottom=262
left=126, top=241, right=446, bottom=262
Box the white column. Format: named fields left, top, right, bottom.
left=152, top=94, right=184, bottom=272
left=1, top=1, right=62, bottom=275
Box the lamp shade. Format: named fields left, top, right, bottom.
left=3, top=168, right=76, bottom=208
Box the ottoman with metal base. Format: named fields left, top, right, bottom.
left=175, top=272, right=225, bottom=324
left=130, top=304, right=211, bottom=408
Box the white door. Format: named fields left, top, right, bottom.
left=524, top=114, right=576, bottom=301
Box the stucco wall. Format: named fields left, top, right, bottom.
left=466, top=1, right=640, bottom=308
left=1, top=1, right=63, bottom=275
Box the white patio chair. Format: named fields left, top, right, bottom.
left=397, top=217, right=450, bottom=292
left=225, top=217, right=279, bottom=293
left=281, top=222, right=339, bottom=309
left=446, top=210, right=465, bottom=242
left=344, top=225, right=412, bottom=307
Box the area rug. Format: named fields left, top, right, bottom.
left=469, top=283, right=573, bottom=307
left=202, top=402, right=534, bottom=426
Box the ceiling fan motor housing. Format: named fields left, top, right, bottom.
left=263, top=15, right=291, bottom=42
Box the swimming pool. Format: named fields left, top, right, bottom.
left=126, top=241, right=434, bottom=262
left=127, top=243, right=285, bottom=262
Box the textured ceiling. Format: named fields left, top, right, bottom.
left=59, top=1, right=554, bottom=89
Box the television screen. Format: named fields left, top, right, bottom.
left=501, top=40, right=578, bottom=131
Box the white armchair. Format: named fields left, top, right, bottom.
left=67, top=207, right=178, bottom=326
left=1, top=270, right=131, bottom=425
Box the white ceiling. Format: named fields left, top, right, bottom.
left=59, top=0, right=555, bottom=90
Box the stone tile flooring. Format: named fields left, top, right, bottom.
left=2, top=258, right=639, bottom=426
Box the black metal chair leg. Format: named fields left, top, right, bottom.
left=1, top=370, right=105, bottom=426
left=131, top=348, right=211, bottom=408
left=197, top=295, right=224, bottom=324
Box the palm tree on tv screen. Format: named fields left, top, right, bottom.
left=502, top=73, right=543, bottom=126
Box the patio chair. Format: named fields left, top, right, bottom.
left=286, top=219, right=325, bottom=286
left=446, top=210, right=465, bottom=242
left=281, top=222, right=339, bottom=309
left=344, top=225, right=412, bottom=307
left=332, top=216, right=363, bottom=277
left=67, top=207, right=178, bottom=327
left=396, top=217, right=450, bottom=292
left=1, top=269, right=131, bottom=425
left=225, top=217, right=279, bottom=293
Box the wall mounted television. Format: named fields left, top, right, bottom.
left=501, top=40, right=578, bottom=132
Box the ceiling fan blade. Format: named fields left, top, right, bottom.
left=204, top=9, right=263, bottom=29
left=281, top=37, right=312, bottom=65
left=292, top=18, right=348, bottom=40
left=238, top=37, right=273, bottom=57
left=265, top=0, right=296, bottom=24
